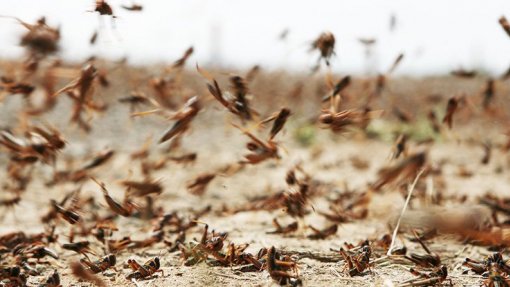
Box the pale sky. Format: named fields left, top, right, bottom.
left=1, top=0, right=510, bottom=75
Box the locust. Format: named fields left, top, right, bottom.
left=126, top=257, right=164, bottom=280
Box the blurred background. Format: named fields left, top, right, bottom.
left=0, top=0, right=510, bottom=75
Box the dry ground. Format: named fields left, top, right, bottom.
left=1, top=64, right=510, bottom=286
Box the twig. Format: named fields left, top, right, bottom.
left=387, top=168, right=425, bottom=256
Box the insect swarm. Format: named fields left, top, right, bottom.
left=0, top=4, right=509, bottom=287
